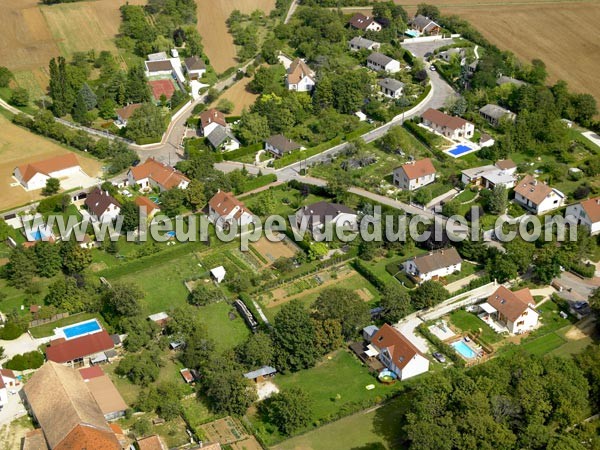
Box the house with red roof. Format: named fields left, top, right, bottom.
left=566, top=196, right=600, bottom=235
left=393, top=158, right=437, bottom=191
left=127, top=158, right=190, bottom=192
left=45, top=330, right=114, bottom=366
left=208, top=190, right=255, bottom=231
left=347, top=13, right=382, bottom=32
left=115, top=103, right=142, bottom=127
left=13, top=154, right=86, bottom=191
left=85, top=188, right=121, bottom=223
left=199, top=108, right=227, bottom=137
left=367, top=324, right=429, bottom=380
left=135, top=196, right=161, bottom=218
left=421, top=108, right=474, bottom=140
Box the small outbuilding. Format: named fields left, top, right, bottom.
left=210, top=266, right=226, bottom=283
left=243, top=366, right=277, bottom=383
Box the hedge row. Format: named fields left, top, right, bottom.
left=403, top=119, right=448, bottom=161
left=239, top=174, right=277, bottom=194
left=4, top=351, right=44, bottom=371
left=352, top=259, right=388, bottom=292
left=417, top=324, right=465, bottom=368
left=568, top=263, right=596, bottom=278
left=223, top=142, right=263, bottom=161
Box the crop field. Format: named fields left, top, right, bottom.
left=196, top=0, right=275, bottom=73
left=213, top=75, right=259, bottom=115
left=438, top=2, right=600, bottom=106
left=0, top=115, right=103, bottom=211
left=0, top=0, right=144, bottom=99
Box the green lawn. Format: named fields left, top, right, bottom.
left=455, top=188, right=477, bottom=203
left=29, top=312, right=107, bottom=338
left=198, top=301, right=251, bottom=351
left=520, top=332, right=568, bottom=356
left=444, top=261, right=480, bottom=284
left=274, top=395, right=409, bottom=450
left=449, top=309, right=502, bottom=346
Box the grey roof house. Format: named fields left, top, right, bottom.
left=296, top=201, right=358, bottom=234
left=367, top=52, right=401, bottom=73
left=206, top=126, right=240, bottom=152
left=265, top=134, right=303, bottom=157
left=348, top=37, right=380, bottom=51
left=479, top=104, right=516, bottom=127
left=378, top=78, right=405, bottom=99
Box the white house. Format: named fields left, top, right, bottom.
left=404, top=247, right=463, bottom=284
left=480, top=286, right=539, bottom=334
left=210, top=266, right=226, bottom=283
left=13, top=154, right=86, bottom=191
left=367, top=53, right=401, bottom=73
left=565, top=196, right=600, bottom=235
left=348, top=37, right=380, bottom=52
left=367, top=324, right=429, bottom=381
left=286, top=59, right=316, bottom=92
left=199, top=108, right=227, bottom=137
left=421, top=108, right=474, bottom=140
left=208, top=190, right=255, bottom=231
left=393, top=158, right=437, bottom=191
left=84, top=188, right=121, bottom=223
left=127, top=158, right=190, bottom=192
left=265, top=134, right=303, bottom=158
left=183, top=56, right=206, bottom=80
left=378, top=78, right=404, bottom=99
left=207, top=126, right=241, bottom=152
left=348, top=13, right=383, bottom=32
left=295, top=201, right=358, bottom=234
left=0, top=369, right=15, bottom=407
left=513, top=175, right=565, bottom=215
left=461, top=159, right=517, bottom=189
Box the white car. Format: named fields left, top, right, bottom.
left=429, top=65, right=436, bottom=71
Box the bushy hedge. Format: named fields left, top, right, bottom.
left=222, top=142, right=263, bottom=161
left=273, top=136, right=344, bottom=169
left=0, top=322, right=26, bottom=340
left=403, top=119, right=439, bottom=148
left=4, top=351, right=44, bottom=370
left=568, top=263, right=596, bottom=278
left=352, top=260, right=387, bottom=292
left=240, top=174, right=277, bottom=194
left=418, top=324, right=465, bottom=368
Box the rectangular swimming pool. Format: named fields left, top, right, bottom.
left=452, top=340, right=477, bottom=359
left=62, top=319, right=102, bottom=339
left=447, top=144, right=473, bottom=156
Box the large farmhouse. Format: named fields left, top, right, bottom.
left=14, top=154, right=86, bottom=191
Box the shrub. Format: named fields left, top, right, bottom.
left=0, top=322, right=26, bottom=340
left=4, top=351, right=44, bottom=370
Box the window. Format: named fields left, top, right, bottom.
left=377, top=336, right=384, bottom=343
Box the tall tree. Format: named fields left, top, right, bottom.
left=262, top=387, right=312, bottom=435
left=273, top=300, right=319, bottom=372
left=312, top=288, right=370, bottom=339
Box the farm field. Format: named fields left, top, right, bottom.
left=196, top=0, right=275, bottom=73
left=212, top=75, right=259, bottom=115
left=0, top=0, right=144, bottom=99
left=437, top=2, right=600, bottom=106
left=0, top=114, right=103, bottom=211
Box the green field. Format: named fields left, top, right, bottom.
left=449, top=309, right=502, bottom=346
left=198, top=302, right=251, bottom=351
left=252, top=350, right=404, bottom=445
left=274, top=396, right=409, bottom=450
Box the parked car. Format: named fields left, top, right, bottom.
left=433, top=352, right=446, bottom=363
left=429, top=65, right=436, bottom=71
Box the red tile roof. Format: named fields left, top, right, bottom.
left=129, top=158, right=190, bottom=190
left=180, top=368, right=194, bottom=383
left=287, top=59, right=314, bottom=84
left=199, top=108, right=227, bottom=130
left=55, top=424, right=120, bottom=450
left=371, top=324, right=423, bottom=370
left=399, top=158, right=436, bottom=180
left=514, top=175, right=553, bottom=205
left=422, top=108, right=469, bottom=130
left=0, top=369, right=16, bottom=379
left=487, top=286, right=535, bottom=322
left=137, top=435, right=167, bottom=450
left=17, top=154, right=80, bottom=183
left=148, top=79, right=175, bottom=101
left=208, top=191, right=251, bottom=219
left=579, top=197, right=600, bottom=223
left=135, top=196, right=161, bottom=213
left=46, top=331, right=114, bottom=363
left=348, top=13, right=379, bottom=30
left=79, top=366, right=105, bottom=381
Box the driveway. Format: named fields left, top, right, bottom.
left=0, top=384, right=26, bottom=426
left=0, top=333, right=52, bottom=362
left=402, top=38, right=457, bottom=59
left=394, top=315, right=429, bottom=353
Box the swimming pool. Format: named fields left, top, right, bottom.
left=26, top=227, right=50, bottom=241
left=447, top=144, right=474, bottom=157
left=452, top=340, right=477, bottom=359
left=62, top=319, right=102, bottom=339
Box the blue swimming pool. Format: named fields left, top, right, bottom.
left=452, top=340, right=477, bottom=359
left=62, top=319, right=102, bottom=339
left=447, top=144, right=473, bottom=156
